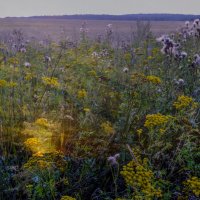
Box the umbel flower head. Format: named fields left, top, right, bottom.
left=144, top=113, right=173, bottom=129
left=173, top=95, right=198, bottom=110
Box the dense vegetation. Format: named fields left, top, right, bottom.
left=0, top=20, right=200, bottom=200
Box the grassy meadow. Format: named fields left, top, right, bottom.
left=0, top=20, right=200, bottom=199
left=0, top=18, right=183, bottom=41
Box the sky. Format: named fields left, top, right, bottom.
left=0, top=0, right=200, bottom=17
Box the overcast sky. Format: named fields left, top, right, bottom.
left=0, top=0, right=200, bottom=17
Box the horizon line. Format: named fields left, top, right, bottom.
left=1, top=13, right=200, bottom=19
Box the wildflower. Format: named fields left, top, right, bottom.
left=77, top=89, right=87, bottom=99
left=24, top=138, right=40, bottom=147
left=194, top=54, right=200, bottom=65
left=106, top=24, right=113, bottom=35
left=180, top=51, right=187, bottom=59
left=173, top=95, right=198, bottom=110
left=37, top=160, right=51, bottom=169
left=107, top=153, right=120, bottom=165
left=24, top=62, right=31, bottom=67
left=101, top=121, right=115, bottom=134
left=194, top=19, right=200, bottom=25
left=123, top=67, right=129, bottom=73
left=174, top=78, right=185, bottom=86
left=80, top=22, right=89, bottom=33
left=83, top=108, right=90, bottom=112
left=146, top=75, right=161, bottom=84
left=0, top=79, right=8, bottom=87
left=42, top=76, right=60, bottom=88
left=185, top=21, right=190, bottom=27
left=33, top=151, right=44, bottom=157
left=184, top=176, right=200, bottom=197
left=8, top=81, right=17, bottom=87
left=107, top=24, right=112, bottom=28
left=20, top=47, right=26, bottom=53
left=35, top=118, right=49, bottom=128
left=136, top=129, right=143, bottom=137
left=60, top=196, right=76, bottom=200
left=144, top=113, right=173, bottom=129
left=121, top=159, right=162, bottom=198
left=25, top=73, right=34, bottom=81
left=91, top=52, right=99, bottom=60
left=88, top=70, right=97, bottom=77
left=32, top=176, right=40, bottom=183
left=44, top=55, right=51, bottom=62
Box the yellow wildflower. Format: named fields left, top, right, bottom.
left=144, top=113, right=173, bottom=129
left=60, top=195, right=76, bottom=200
left=173, top=95, right=198, bottom=110
left=24, top=138, right=40, bottom=147
left=101, top=121, right=115, bottom=134
left=8, top=81, right=17, bottom=87
left=146, top=75, right=161, bottom=84
left=35, top=118, right=49, bottom=128
left=42, top=76, right=60, bottom=88
left=88, top=70, right=97, bottom=77
left=83, top=108, right=90, bottom=112
left=0, top=79, right=7, bottom=87
left=184, top=176, right=200, bottom=197
left=77, top=89, right=87, bottom=98
left=136, top=129, right=143, bottom=136
left=25, top=73, right=34, bottom=81
left=33, top=151, right=44, bottom=157
left=121, top=159, right=162, bottom=199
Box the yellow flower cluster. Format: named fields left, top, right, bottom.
left=184, top=176, right=200, bottom=197
left=0, top=79, right=8, bottom=87
left=35, top=118, right=49, bottom=128
left=146, top=75, right=161, bottom=84
left=121, top=159, right=162, bottom=199
left=101, top=121, right=115, bottom=134
left=173, top=95, right=198, bottom=110
left=77, top=89, right=87, bottom=98
left=8, top=81, right=17, bottom=87
left=88, top=70, right=97, bottom=77
left=42, top=76, right=60, bottom=88
left=131, top=73, right=146, bottom=82
left=60, top=195, right=76, bottom=200
left=136, top=129, right=143, bottom=136
left=25, top=73, right=34, bottom=81
left=33, top=151, right=44, bottom=157
left=83, top=107, right=90, bottom=112
left=144, top=113, right=172, bottom=129
left=24, top=137, right=40, bottom=148
left=37, top=160, right=51, bottom=169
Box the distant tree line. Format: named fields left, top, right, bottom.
left=26, top=14, right=200, bottom=21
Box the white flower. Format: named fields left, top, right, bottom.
left=174, top=78, right=185, bottom=86
left=45, top=56, right=51, bottom=62
left=20, top=47, right=26, bottom=53
left=91, top=51, right=99, bottom=58
left=180, top=51, right=187, bottom=59
left=178, top=79, right=185, bottom=85
left=194, top=54, right=200, bottom=64
left=123, top=67, right=129, bottom=73
left=107, top=24, right=112, bottom=28
left=107, top=153, right=120, bottom=165
left=185, top=21, right=190, bottom=27
left=194, top=19, right=200, bottom=25
left=24, top=62, right=31, bottom=67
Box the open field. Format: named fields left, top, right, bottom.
left=0, top=18, right=183, bottom=40
left=0, top=17, right=200, bottom=200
